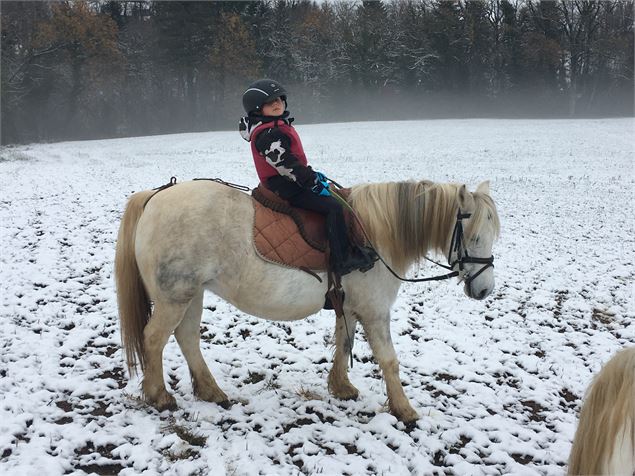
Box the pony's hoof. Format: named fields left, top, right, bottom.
left=333, top=386, right=360, bottom=401
left=328, top=378, right=360, bottom=401
left=149, top=393, right=177, bottom=412
left=196, top=388, right=230, bottom=407
left=341, top=391, right=360, bottom=401
left=392, top=406, right=419, bottom=424
left=217, top=399, right=233, bottom=410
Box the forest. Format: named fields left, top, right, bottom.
left=1, top=0, right=633, bottom=144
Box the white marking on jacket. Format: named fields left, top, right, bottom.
left=264, top=140, right=296, bottom=181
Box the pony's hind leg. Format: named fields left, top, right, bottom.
left=142, top=299, right=189, bottom=411
left=174, top=291, right=229, bottom=407
left=328, top=312, right=360, bottom=400
left=359, top=312, right=419, bottom=423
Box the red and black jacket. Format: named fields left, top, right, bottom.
left=240, top=114, right=315, bottom=197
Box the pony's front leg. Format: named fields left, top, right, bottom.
left=142, top=300, right=187, bottom=411
left=359, top=313, right=419, bottom=423
left=328, top=312, right=359, bottom=400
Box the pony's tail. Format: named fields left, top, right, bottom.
left=568, top=347, right=635, bottom=475
left=114, top=190, right=155, bottom=376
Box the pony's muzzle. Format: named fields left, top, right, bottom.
left=464, top=280, right=493, bottom=300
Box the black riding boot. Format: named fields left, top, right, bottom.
left=333, top=245, right=378, bottom=276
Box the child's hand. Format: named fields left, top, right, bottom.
left=312, top=172, right=331, bottom=197
left=314, top=171, right=328, bottom=183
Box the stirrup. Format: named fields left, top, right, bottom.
left=324, top=268, right=345, bottom=311
left=323, top=288, right=345, bottom=310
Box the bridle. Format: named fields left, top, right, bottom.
left=446, top=210, right=495, bottom=287
left=375, top=209, right=495, bottom=285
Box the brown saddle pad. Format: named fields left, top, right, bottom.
left=252, top=184, right=362, bottom=271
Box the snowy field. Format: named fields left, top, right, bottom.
left=0, top=118, right=633, bottom=476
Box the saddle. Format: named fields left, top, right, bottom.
left=251, top=184, right=363, bottom=273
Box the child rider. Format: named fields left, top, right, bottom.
left=239, top=78, right=376, bottom=276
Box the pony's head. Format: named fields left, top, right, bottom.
left=451, top=181, right=500, bottom=300
left=348, top=179, right=500, bottom=300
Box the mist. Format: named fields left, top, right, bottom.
left=2, top=0, right=633, bottom=145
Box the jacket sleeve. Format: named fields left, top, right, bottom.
left=254, top=128, right=315, bottom=187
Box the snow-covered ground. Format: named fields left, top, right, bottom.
left=0, top=118, right=633, bottom=476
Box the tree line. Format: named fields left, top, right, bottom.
left=1, top=0, right=633, bottom=145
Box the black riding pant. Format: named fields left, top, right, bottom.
left=266, top=178, right=348, bottom=267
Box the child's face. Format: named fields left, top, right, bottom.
left=261, top=96, right=285, bottom=117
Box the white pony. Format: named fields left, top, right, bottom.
left=568, top=347, right=635, bottom=475
left=115, top=179, right=499, bottom=422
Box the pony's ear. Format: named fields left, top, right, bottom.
left=458, top=184, right=475, bottom=211
left=476, top=180, right=490, bottom=195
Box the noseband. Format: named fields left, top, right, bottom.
left=448, top=210, right=495, bottom=286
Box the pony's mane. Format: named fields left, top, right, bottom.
left=568, top=347, right=635, bottom=475
left=349, top=180, right=499, bottom=272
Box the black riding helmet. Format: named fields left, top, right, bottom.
left=242, top=79, right=287, bottom=115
